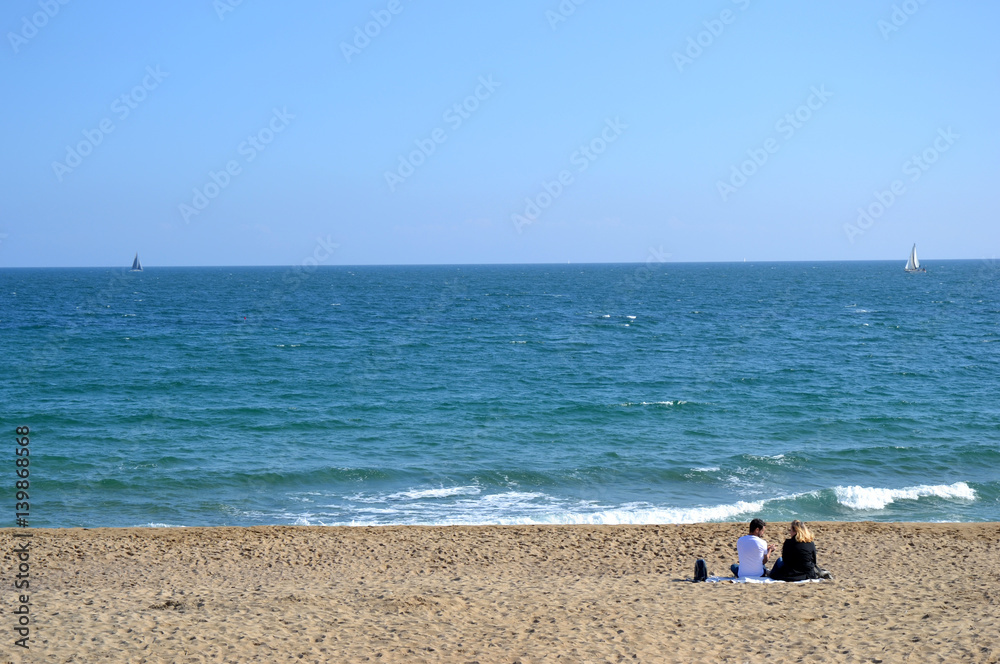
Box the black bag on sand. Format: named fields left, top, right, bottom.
left=693, top=558, right=708, bottom=582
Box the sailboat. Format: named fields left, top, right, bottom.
left=131, top=253, right=143, bottom=272
left=904, top=244, right=925, bottom=273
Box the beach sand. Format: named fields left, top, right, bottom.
left=2, top=522, right=998, bottom=663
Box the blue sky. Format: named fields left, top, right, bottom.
left=2, top=0, right=997, bottom=267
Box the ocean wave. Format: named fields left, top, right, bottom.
left=386, top=485, right=482, bottom=500
left=616, top=401, right=687, bottom=407
left=476, top=491, right=547, bottom=506
left=291, top=491, right=780, bottom=527
left=833, top=482, right=976, bottom=511
left=141, top=523, right=187, bottom=528
left=123, top=480, right=993, bottom=528
left=528, top=500, right=766, bottom=525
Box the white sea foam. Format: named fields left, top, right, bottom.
left=693, top=466, right=720, bottom=472
left=477, top=491, right=546, bottom=505
left=460, top=498, right=766, bottom=526
left=296, top=492, right=781, bottom=527
left=387, top=485, right=482, bottom=500
left=344, top=492, right=387, bottom=504
left=244, top=483, right=845, bottom=528
left=142, top=523, right=186, bottom=528
left=617, top=401, right=686, bottom=407
left=746, top=453, right=787, bottom=466
left=834, top=482, right=976, bottom=511
left=543, top=500, right=766, bottom=525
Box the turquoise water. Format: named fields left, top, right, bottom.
left=1, top=261, right=998, bottom=527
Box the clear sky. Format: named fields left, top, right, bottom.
left=2, top=0, right=997, bottom=267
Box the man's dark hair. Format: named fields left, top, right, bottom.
left=749, top=518, right=766, bottom=533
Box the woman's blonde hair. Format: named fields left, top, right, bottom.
left=790, top=520, right=813, bottom=543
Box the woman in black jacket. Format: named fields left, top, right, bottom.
left=770, top=520, right=827, bottom=581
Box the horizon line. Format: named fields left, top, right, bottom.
left=1, top=256, right=994, bottom=269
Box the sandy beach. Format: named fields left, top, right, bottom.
left=2, top=522, right=998, bottom=663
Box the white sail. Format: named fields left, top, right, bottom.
left=904, top=244, right=923, bottom=272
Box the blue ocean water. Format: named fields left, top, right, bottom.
left=1, top=261, right=998, bottom=528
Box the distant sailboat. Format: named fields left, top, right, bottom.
left=131, top=253, right=143, bottom=272
left=904, top=244, right=925, bottom=273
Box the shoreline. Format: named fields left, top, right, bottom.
left=3, top=522, right=998, bottom=662
left=9, top=517, right=998, bottom=529
left=12, top=514, right=1000, bottom=529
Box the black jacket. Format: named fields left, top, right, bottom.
left=772, top=538, right=818, bottom=581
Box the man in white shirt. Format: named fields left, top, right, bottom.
left=730, top=518, right=777, bottom=578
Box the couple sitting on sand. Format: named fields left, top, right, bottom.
left=730, top=518, right=832, bottom=581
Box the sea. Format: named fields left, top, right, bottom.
left=1, top=261, right=998, bottom=528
